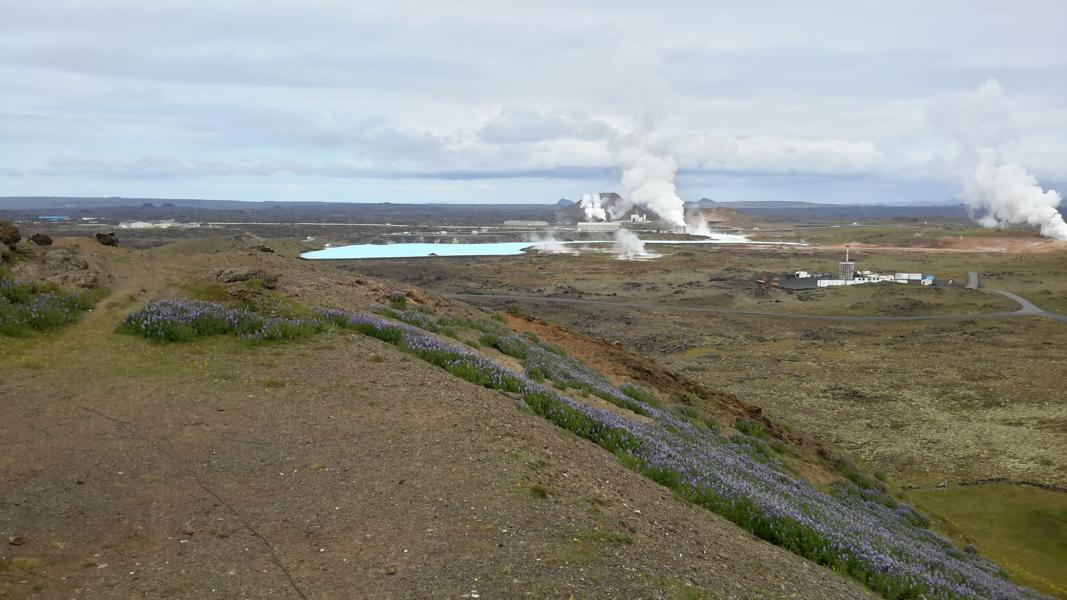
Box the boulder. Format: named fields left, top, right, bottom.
left=29, top=233, right=53, bottom=246
left=0, top=219, right=20, bottom=248
left=44, top=248, right=99, bottom=288
left=95, top=232, right=119, bottom=246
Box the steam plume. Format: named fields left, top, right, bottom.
left=619, top=147, right=685, bottom=229
left=613, top=228, right=655, bottom=260
left=934, top=79, right=1067, bottom=240
left=529, top=231, right=575, bottom=254
left=579, top=193, right=607, bottom=221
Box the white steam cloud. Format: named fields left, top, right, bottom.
left=933, top=79, right=1067, bottom=240
left=619, top=147, right=686, bottom=230
left=613, top=228, right=656, bottom=260
left=529, top=231, right=575, bottom=254
left=579, top=193, right=607, bottom=221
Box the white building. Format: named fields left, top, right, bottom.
left=576, top=221, right=622, bottom=232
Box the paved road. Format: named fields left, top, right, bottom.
left=450, top=290, right=1067, bottom=324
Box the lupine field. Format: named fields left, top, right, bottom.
left=119, top=300, right=331, bottom=343
left=0, top=269, right=102, bottom=336
left=121, top=299, right=1048, bottom=599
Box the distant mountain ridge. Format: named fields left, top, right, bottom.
left=0, top=195, right=971, bottom=223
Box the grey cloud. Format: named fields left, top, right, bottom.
left=2, top=1, right=1065, bottom=203
left=36, top=155, right=615, bottom=182
left=478, top=109, right=617, bottom=144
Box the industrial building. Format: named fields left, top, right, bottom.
left=576, top=221, right=622, bottom=232
left=779, top=246, right=936, bottom=289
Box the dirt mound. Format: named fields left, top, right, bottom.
left=8, top=243, right=111, bottom=289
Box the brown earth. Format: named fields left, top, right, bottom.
left=819, top=236, right=1067, bottom=254
left=0, top=238, right=873, bottom=599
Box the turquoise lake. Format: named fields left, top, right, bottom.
left=299, top=233, right=779, bottom=260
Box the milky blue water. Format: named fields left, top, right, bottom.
left=301, top=242, right=534, bottom=260
left=298, top=232, right=787, bottom=260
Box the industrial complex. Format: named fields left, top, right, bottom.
left=778, top=247, right=936, bottom=290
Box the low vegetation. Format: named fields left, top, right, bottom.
left=0, top=268, right=105, bottom=336
left=118, top=300, right=1048, bottom=598
left=118, top=300, right=330, bottom=343
left=114, top=301, right=1041, bottom=593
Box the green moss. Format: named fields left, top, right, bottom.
left=178, top=282, right=232, bottom=303
left=0, top=557, right=42, bottom=573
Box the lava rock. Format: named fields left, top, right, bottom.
left=0, top=219, right=20, bottom=248
left=214, top=267, right=278, bottom=289
left=44, top=248, right=99, bottom=288
left=29, top=233, right=53, bottom=246
left=95, top=232, right=119, bottom=246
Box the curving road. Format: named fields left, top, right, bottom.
left=449, top=289, right=1067, bottom=324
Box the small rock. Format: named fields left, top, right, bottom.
left=94, top=232, right=119, bottom=246
left=8, top=535, right=25, bottom=545
left=249, top=244, right=274, bottom=253
left=29, top=233, right=53, bottom=246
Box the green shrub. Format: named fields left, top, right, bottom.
left=735, top=418, right=764, bottom=437
left=620, top=383, right=661, bottom=407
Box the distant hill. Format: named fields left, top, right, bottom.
left=0, top=196, right=568, bottom=211
left=558, top=192, right=665, bottom=223
left=0, top=197, right=565, bottom=226
left=0, top=196, right=974, bottom=225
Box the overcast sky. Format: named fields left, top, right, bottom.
left=2, top=0, right=1065, bottom=204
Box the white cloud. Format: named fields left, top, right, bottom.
left=1, top=1, right=1065, bottom=203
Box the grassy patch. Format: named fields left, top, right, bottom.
left=528, top=483, right=554, bottom=499
left=0, top=557, right=42, bottom=573
left=178, top=281, right=234, bottom=304
left=906, top=483, right=1067, bottom=598
left=656, top=578, right=719, bottom=600
left=549, top=529, right=633, bottom=565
